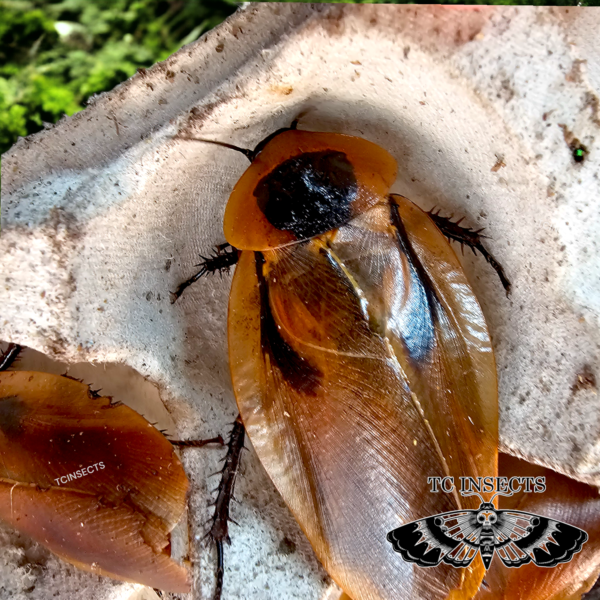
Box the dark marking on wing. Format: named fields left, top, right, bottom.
left=253, top=252, right=330, bottom=548
left=255, top=151, right=356, bottom=239
left=388, top=200, right=437, bottom=361
left=255, top=252, right=322, bottom=395
left=0, top=395, right=28, bottom=438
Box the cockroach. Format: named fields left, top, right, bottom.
left=174, top=119, right=511, bottom=600
left=0, top=344, right=192, bottom=592
left=0, top=342, right=242, bottom=597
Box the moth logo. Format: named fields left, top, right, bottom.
left=387, top=487, right=588, bottom=570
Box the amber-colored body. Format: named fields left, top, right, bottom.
left=0, top=371, right=190, bottom=592
left=224, top=131, right=397, bottom=250
left=224, top=130, right=498, bottom=599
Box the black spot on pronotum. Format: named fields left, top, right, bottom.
left=255, top=151, right=357, bottom=239
left=0, top=395, right=28, bottom=438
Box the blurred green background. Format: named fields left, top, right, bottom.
left=0, top=0, right=592, bottom=155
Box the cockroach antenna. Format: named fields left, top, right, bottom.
left=175, top=115, right=302, bottom=165
left=176, top=135, right=255, bottom=161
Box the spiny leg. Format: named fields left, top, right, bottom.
left=208, top=414, right=245, bottom=600
left=171, top=416, right=245, bottom=600
left=426, top=208, right=511, bottom=295
left=0, top=343, right=22, bottom=371
left=171, top=436, right=225, bottom=448
left=171, top=243, right=240, bottom=303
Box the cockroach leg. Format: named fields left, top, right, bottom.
left=0, top=343, right=22, bottom=371
left=208, top=414, right=245, bottom=600
left=171, top=436, right=225, bottom=448
left=426, top=209, right=512, bottom=295
left=170, top=417, right=245, bottom=600
left=171, top=243, right=240, bottom=302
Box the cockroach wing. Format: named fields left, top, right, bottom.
left=0, top=371, right=190, bottom=592
left=228, top=197, right=498, bottom=600
left=333, top=195, right=498, bottom=490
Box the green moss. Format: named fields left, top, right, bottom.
left=0, top=0, right=593, bottom=155
left=0, top=0, right=237, bottom=154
